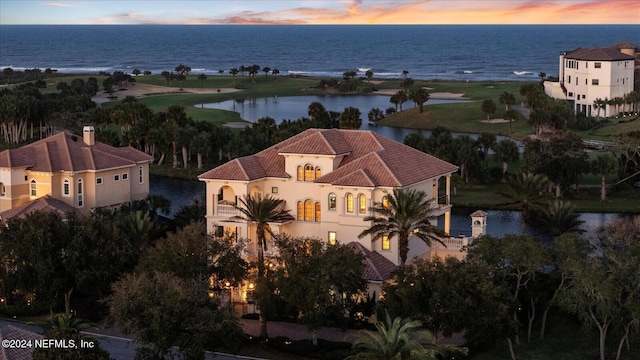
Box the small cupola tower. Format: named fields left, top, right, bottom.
left=470, top=210, right=488, bottom=239
left=83, top=126, right=95, bottom=146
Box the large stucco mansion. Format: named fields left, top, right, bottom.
left=199, top=128, right=464, bottom=271
left=0, top=126, right=153, bottom=220
left=544, top=41, right=638, bottom=116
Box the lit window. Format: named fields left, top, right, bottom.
left=304, top=164, right=314, bottom=181
left=63, top=179, right=70, bottom=196
left=315, top=202, right=321, bottom=222
left=315, top=166, right=321, bottom=179
left=382, top=235, right=390, bottom=251
left=346, top=193, right=354, bottom=213
left=297, top=201, right=304, bottom=221
left=382, top=196, right=390, bottom=209
left=304, top=200, right=314, bottom=221
left=77, top=179, right=83, bottom=207
left=328, top=193, right=336, bottom=211
left=30, top=180, right=37, bottom=197
left=358, top=194, right=367, bottom=214
left=328, top=231, right=337, bottom=246
left=297, top=166, right=304, bottom=181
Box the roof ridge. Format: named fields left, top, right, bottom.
left=235, top=158, right=250, bottom=180
left=318, top=130, right=338, bottom=155
left=61, top=135, right=74, bottom=172
left=372, top=151, right=402, bottom=187
left=92, top=147, right=137, bottom=166
left=44, top=142, right=55, bottom=172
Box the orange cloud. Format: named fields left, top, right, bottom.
left=203, top=0, right=639, bottom=25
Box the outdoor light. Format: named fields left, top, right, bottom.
left=249, top=283, right=254, bottom=289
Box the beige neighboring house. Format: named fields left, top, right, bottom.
left=199, top=128, right=461, bottom=277
left=544, top=42, right=637, bottom=116
left=0, top=126, right=153, bottom=220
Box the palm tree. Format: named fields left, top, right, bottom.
left=229, top=68, right=239, bottom=84
left=358, top=188, right=445, bottom=265
left=497, top=172, right=549, bottom=224
left=262, top=66, right=271, bottom=80
left=271, top=68, right=280, bottom=80
left=503, top=109, right=519, bottom=137
left=31, top=313, right=98, bottom=335
left=499, top=91, right=516, bottom=111
left=338, top=106, right=362, bottom=129
left=591, top=154, right=618, bottom=201
left=408, top=88, right=430, bottom=113
left=402, top=70, right=409, bottom=79
left=197, top=73, right=207, bottom=87
left=492, top=139, right=519, bottom=181
left=365, top=70, right=373, bottom=83
left=535, top=200, right=584, bottom=236
left=346, top=311, right=439, bottom=360
left=481, top=99, right=497, bottom=120
left=232, top=193, right=294, bottom=338
left=593, top=98, right=605, bottom=120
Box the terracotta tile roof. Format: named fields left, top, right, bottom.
left=565, top=47, right=635, bottom=61
left=199, top=129, right=458, bottom=187
left=0, top=325, right=43, bottom=360
left=0, top=195, right=80, bottom=222
left=0, top=131, right=153, bottom=173
left=345, top=242, right=397, bottom=282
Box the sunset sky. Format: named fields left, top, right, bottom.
left=1, top=0, right=638, bottom=25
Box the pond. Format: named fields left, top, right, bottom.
left=150, top=175, right=622, bottom=238
left=198, top=95, right=520, bottom=144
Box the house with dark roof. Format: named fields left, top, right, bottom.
left=0, top=126, right=153, bottom=219
left=199, top=129, right=459, bottom=274
left=544, top=42, right=636, bottom=116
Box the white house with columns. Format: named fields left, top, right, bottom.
left=198, top=128, right=460, bottom=267
left=544, top=42, right=637, bottom=116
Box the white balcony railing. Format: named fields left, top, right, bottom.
left=433, top=236, right=468, bottom=249
left=216, top=204, right=240, bottom=217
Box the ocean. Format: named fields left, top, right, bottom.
left=1, top=25, right=638, bottom=81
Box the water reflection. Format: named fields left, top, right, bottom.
left=200, top=95, right=518, bottom=147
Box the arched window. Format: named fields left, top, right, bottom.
left=304, top=164, right=314, bottom=181
left=63, top=179, right=70, bottom=196
left=358, top=194, right=367, bottom=214
left=297, top=201, right=304, bottom=221
left=30, top=179, right=37, bottom=197
left=328, top=193, right=336, bottom=211
left=0, top=182, right=5, bottom=197
left=382, top=196, right=390, bottom=209
left=315, top=166, right=322, bottom=179
left=346, top=193, right=354, bottom=213
left=304, top=199, right=314, bottom=221
left=315, top=202, right=321, bottom=222
left=77, top=179, right=84, bottom=207
left=297, top=165, right=304, bottom=181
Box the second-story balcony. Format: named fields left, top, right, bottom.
left=216, top=204, right=240, bottom=217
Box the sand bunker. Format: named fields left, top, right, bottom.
left=92, top=83, right=240, bottom=104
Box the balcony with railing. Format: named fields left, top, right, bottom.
left=216, top=204, right=240, bottom=217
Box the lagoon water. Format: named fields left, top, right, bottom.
left=2, top=25, right=638, bottom=81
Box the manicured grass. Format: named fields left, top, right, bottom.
left=453, top=182, right=640, bottom=213
left=380, top=102, right=532, bottom=138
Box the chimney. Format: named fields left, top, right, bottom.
left=83, top=126, right=95, bottom=146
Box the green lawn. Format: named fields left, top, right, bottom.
left=453, top=182, right=640, bottom=213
